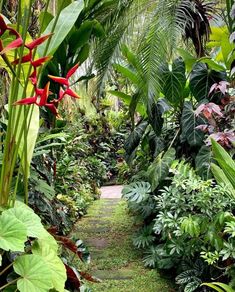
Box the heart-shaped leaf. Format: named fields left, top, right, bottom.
left=0, top=212, right=27, bottom=252
left=4, top=202, right=58, bottom=252
left=32, top=240, right=66, bottom=292
left=14, top=254, right=52, bottom=292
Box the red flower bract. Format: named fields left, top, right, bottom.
left=14, top=82, right=58, bottom=116
left=0, top=15, right=23, bottom=54
left=48, top=63, right=80, bottom=101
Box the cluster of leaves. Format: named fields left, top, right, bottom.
left=123, top=160, right=235, bottom=291
left=0, top=202, right=98, bottom=291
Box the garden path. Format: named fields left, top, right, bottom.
left=72, top=185, right=173, bottom=292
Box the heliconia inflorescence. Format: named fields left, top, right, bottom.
left=0, top=14, right=80, bottom=116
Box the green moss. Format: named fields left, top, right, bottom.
left=71, top=199, right=173, bottom=291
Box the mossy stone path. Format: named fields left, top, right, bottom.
left=71, top=186, right=173, bottom=291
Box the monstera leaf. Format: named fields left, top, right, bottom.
left=147, top=148, right=176, bottom=191
left=0, top=212, right=27, bottom=252
left=189, top=62, right=227, bottom=101
left=161, top=58, right=186, bottom=108
left=14, top=254, right=53, bottom=292
left=122, top=181, right=151, bottom=203
left=181, top=101, right=205, bottom=146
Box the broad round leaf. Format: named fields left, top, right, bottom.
left=32, top=240, right=66, bottom=292
left=4, top=202, right=45, bottom=238
left=14, top=254, right=52, bottom=292
left=0, top=212, right=27, bottom=252
left=4, top=202, right=58, bottom=252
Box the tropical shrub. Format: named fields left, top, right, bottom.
left=123, top=161, right=235, bottom=291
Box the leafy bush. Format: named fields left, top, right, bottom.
left=124, top=161, right=235, bottom=291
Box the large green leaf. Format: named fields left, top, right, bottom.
left=32, top=240, right=66, bottom=292
left=122, top=181, right=151, bottom=203
left=211, top=139, right=235, bottom=191
left=211, top=163, right=235, bottom=198
left=109, top=91, right=146, bottom=117
left=195, top=145, right=214, bottom=180
left=161, top=58, right=186, bottom=108
left=124, top=120, right=148, bottom=157
left=38, top=0, right=84, bottom=56
left=0, top=212, right=27, bottom=252
left=14, top=254, right=53, bottom=292
left=203, top=282, right=234, bottom=292
left=113, top=64, right=139, bottom=85
left=181, top=101, right=204, bottom=146
left=147, top=148, right=176, bottom=191
left=147, top=98, right=169, bottom=135
left=15, top=85, right=39, bottom=178
left=69, top=20, right=94, bottom=54
left=189, top=62, right=226, bottom=101
left=4, top=202, right=47, bottom=239
left=211, top=139, right=235, bottom=171
left=4, top=202, right=58, bottom=251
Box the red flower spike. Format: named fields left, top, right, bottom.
left=64, top=88, right=80, bottom=99
left=38, top=82, right=50, bottom=106
left=14, top=96, right=37, bottom=105
left=0, top=37, right=23, bottom=54
left=0, top=15, right=8, bottom=36
left=25, top=33, right=53, bottom=50
left=48, top=75, right=69, bottom=86
left=29, top=70, right=37, bottom=85
left=66, top=63, right=79, bottom=79
left=45, top=103, right=58, bottom=116
left=12, top=52, right=32, bottom=65
left=57, top=90, right=65, bottom=102
left=31, top=56, right=51, bottom=68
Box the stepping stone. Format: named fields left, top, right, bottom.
left=77, top=227, right=111, bottom=234
left=91, top=269, right=134, bottom=280
left=85, top=238, right=109, bottom=249
left=100, top=185, right=123, bottom=199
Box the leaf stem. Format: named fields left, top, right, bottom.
left=0, top=262, right=13, bottom=276
left=0, top=277, right=20, bottom=290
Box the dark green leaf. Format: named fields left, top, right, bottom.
left=189, top=62, right=227, bottom=101
left=147, top=148, right=176, bottom=191
left=181, top=101, right=204, bottom=146
left=161, top=58, right=186, bottom=107
left=195, top=145, right=214, bottom=180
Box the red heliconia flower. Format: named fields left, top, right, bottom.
left=0, top=15, right=23, bottom=54
left=0, top=15, right=8, bottom=36
left=14, top=82, right=58, bottom=116
left=48, top=63, right=80, bottom=101
left=0, top=34, right=23, bottom=54
left=31, top=56, right=51, bottom=67
left=12, top=52, right=32, bottom=65
left=25, top=33, right=53, bottom=51
left=195, top=102, right=223, bottom=120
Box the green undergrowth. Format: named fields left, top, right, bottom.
left=71, top=199, right=174, bottom=291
